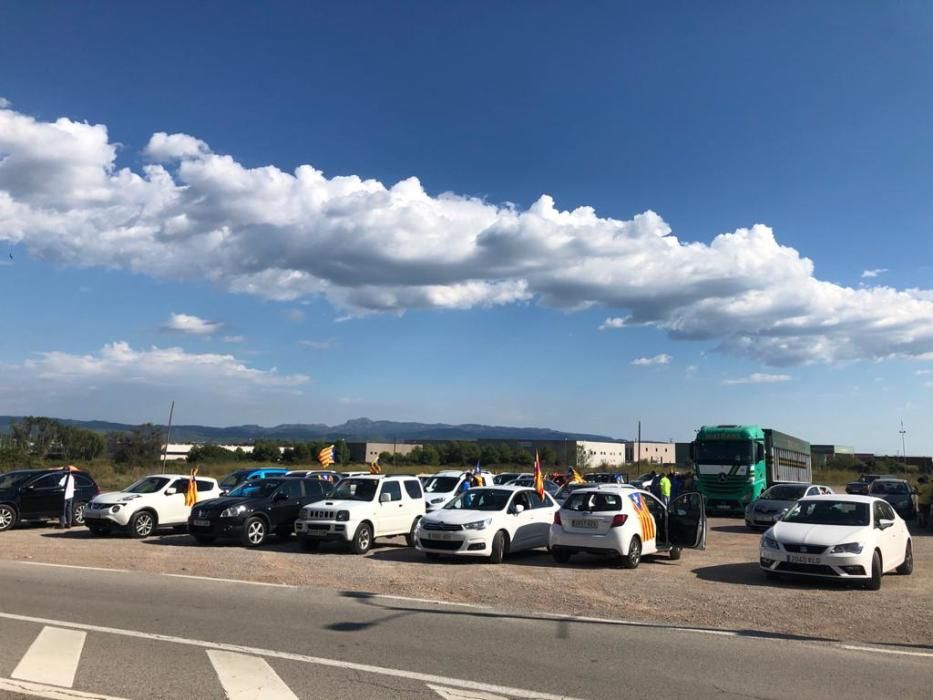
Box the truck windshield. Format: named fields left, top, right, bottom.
left=694, top=440, right=755, bottom=465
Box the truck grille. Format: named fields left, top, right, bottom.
left=782, top=544, right=828, bottom=554
left=421, top=521, right=463, bottom=531
left=697, top=476, right=747, bottom=496
left=302, top=510, right=333, bottom=520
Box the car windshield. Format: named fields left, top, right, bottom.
left=762, top=485, right=808, bottom=501
left=443, top=489, right=511, bottom=511
left=328, top=478, right=378, bottom=501
left=0, top=471, right=36, bottom=490
left=564, top=491, right=623, bottom=512
left=220, top=471, right=249, bottom=489
left=422, top=476, right=459, bottom=493
left=782, top=500, right=870, bottom=527
left=125, top=477, right=170, bottom=494
left=228, top=479, right=284, bottom=499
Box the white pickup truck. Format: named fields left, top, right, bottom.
left=84, top=474, right=221, bottom=538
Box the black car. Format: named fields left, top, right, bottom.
left=867, top=479, right=917, bottom=520
left=188, top=476, right=330, bottom=547
left=0, top=468, right=99, bottom=531
left=845, top=474, right=895, bottom=495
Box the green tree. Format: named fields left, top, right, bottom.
left=480, top=444, right=501, bottom=466
left=251, top=440, right=281, bottom=463
left=538, top=445, right=557, bottom=467
left=514, top=448, right=533, bottom=466
left=187, top=444, right=237, bottom=463
left=462, top=442, right=480, bottom=465
left=575, top=444, right=592, bottom=471
left=420, top=445, right=441, bottom=466
left=497, top=443, right=514, bottom=464
left=107, top=423, right=164, bottom=469
left=335, top=439, right=351, bottom=464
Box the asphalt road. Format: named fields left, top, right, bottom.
left=0, top=561, right=929, bottom=700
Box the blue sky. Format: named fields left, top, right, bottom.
left=1, top=2, right=933, bottom=453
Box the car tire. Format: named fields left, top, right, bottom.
left=129, top=510, right=156, bottom=539
left=194, top=535, right=216, bottom=546
left=0, top=504, right=17, bottom=532
left=350, top=522, right=373, bottom=554
left=896, top=542, right=913, bottom=575
left=242, top=517, right=267, bottom=547
left=551, top=549, right=572, bottom=564
left=621, top=535, right=642, bottom=569
left=865, top=550, right=883, bottom=590
left=669, top=546, right=682, bottom=561
left=489, top=531, right=508, bottom=564
left=405, top=517, right=421, bottom=547
left=72, top=502, right=86, bottom=526
left=299, top=536, right=320, bottom=552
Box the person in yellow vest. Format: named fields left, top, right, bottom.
left=659, top=472, right=672, bottom=507
left=917, top=476, right=931, bottom=529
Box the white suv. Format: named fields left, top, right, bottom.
left=421, top=470, right=496, bottom=512
left=84, top=474, right=221, bottom=538
left=293, top=475, right=425, bottom=554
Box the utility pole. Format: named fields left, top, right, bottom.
left=160, top=400, right=174, bottom=474
left=899, top=420, right=908, bottom=465
left=637, top=420, right=641, bottom=466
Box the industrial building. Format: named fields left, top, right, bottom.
left=347, top=441, right=422, bottom=463
left=626, top=441, right=676, bottom=465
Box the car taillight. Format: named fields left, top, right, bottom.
left=610, top=514, right=628, bottom=528
left=554, top=511, right=562, bottom=525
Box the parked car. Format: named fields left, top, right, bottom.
left=744, top=483, right=834, bottom=530
left=188, top=476, right=331, bottom=546
left=631, top=472, right=656, bottom=490
left=845, top=474, right=895, bottom=495
left=414, top=486, right=558, bottom=563
left=492, top=472, right=522, bottom=485
left=867, top=479, right=917, bottom=520
left=84, top=474, right=221, bottom=538
left=549, top=486, right=707, bottom=568
left=554, top=481, right=633, bottom=505
left=218, top=468, right=289, bottom=493
left=506, top=476, right=561, bottom=497
left=759, top=495, right=912, bottom=589
left=0, top=468, right=99, bottom=532
left=285, top=469, right=341, bottom=482
left=589, top=472, right=626, bottom=484
left=293, top=475, right=425, bottom=554
left=421, top=470, right=496, bottom=512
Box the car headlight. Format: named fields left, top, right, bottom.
left=109, top=505, right=122, bottom=513
left=336, top=510, right=350, bottom=522
left=463, top=519, right=492, bottom=530
left=220, top=504, right=249, bottom=518
left=761, top=535, right=779, bottom=550
left=830, top=542, right=864, bottom=554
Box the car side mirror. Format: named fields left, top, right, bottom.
left=513, top=504, right=525, bottom=514
left=878, top=518, right=894, bottom=530
left=165, top=487, right=177, bottom=496
left=379, top=493, right=391, bottom=503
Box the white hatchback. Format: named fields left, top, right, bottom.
left=549, top=486, right=707, bottom=568
left=760, top=495, right=913, bottom=590
left=414, top=486, right=558, bottom=563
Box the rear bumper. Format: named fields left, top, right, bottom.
left=549, top=527, right=625, bottom=555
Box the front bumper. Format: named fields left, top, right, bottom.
left=745, top=512, right=782, bottom=528
left=759, top=547, right=869, bottom=579
left=414, top=529, right=489, bottom=556
left=83, top=507, right=132, bottom=527
left=294, top=519, right=351, bottom=542
left=187, top=516, right=247, bottom=538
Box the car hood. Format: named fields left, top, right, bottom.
left=771, top=522, right=867, bottom=545
left=90, top=492, right=151, bottom=505
left=307, top=499, right=374, bottom=511
left=423, top=509, right=503, bottom=526
left=194, top=496, right=261, bottom=512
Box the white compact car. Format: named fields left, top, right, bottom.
left=84, top=474, right=221, bottom=538
left=759, top=494, right=913, bottom=590
left=421, top=470, right=496, bottom=512
left=414, top=486, right=558, bottom=563
left=549, top=486, right=707, bottom=568
left=293, top=475, right=425, bottom=554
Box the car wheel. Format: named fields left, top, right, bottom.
left=242, top=517, right=267, bottom=547
left=72, top=502, right=86, bottom=526
left=299, top=536, right=320, bottom=552
left=865, top=550, right=883, bottom=590
left=194, top=535, right=216, bottom=546
left=896, top=541, right=913, bottom=575
left=669, top=546, right=682, bottom=561
left=621, top=535, right=642, bottom=569
left=551, top=549, right=572, bottom=564
left=350, top=523, right=373, bottom=554
left=0, top=504, right=17, bottom=532
left=129, top=511, right=156, bottom=538
left=405, top=517, right=421, bottom=547
left=489, top=531, right=508, bottom=564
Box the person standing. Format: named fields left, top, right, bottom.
left=917, top=476, right=931, bottom=529
left=659, top=472, right=672, bottom=507
left=59, top=467, right=76, bottom=529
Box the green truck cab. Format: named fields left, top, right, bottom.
left=691, top=425, right=811, bottom=516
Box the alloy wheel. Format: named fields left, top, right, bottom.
left=247, top=521, right=265, bottom=544
left=135, top=513, right=154, bottom=537
left=0, top=507, right=13, bottom=530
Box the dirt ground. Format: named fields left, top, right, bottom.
left=1, top=517, right=930, bottom=647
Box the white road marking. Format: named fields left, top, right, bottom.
left=0, top=677, right=127, bottom=700
left=15, top=562, right=129, bottom=574
left=207, top=650, right=299, bottom=700
left=373, top=594, right=490, bottom=609
left=429, top=683, right=509, bottom=699
left=840, top=645, right=933, bottom=659
left=12, top=626, right=87, bottom=688
left=0, top=611, right=585, bottom=700
left=163, top=573, right=298, bottom=589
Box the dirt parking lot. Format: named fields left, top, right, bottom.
left=1, top=517, right=930, bottom=647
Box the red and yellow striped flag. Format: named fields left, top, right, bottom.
left=318, top=445, right=335, bottom=467
left=185, top=468, right=198, bottom=507
left=533, top=451, right=544, bottom=498
left=628, top=492, right=655, bottom=541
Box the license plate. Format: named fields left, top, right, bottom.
left=426, top=532, right=453, bottom=541
left=716, top=504, right=732, bottom=510
left=788, top=554, right=821, bottom=565
left=192, top=519, right=210, bottom=527
left=572, top=519, right=598, bottom=529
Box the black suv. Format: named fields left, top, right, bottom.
left=0, top=468, right=100, bottom=531
left=188, top=476, right=331, bottom=547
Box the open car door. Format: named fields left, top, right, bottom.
left=667, top=492, right=707, bottom=550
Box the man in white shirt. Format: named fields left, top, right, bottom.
left=58, top=467, right=76, bottom=529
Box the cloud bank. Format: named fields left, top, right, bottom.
left=2, top=102, right=933, bottom=366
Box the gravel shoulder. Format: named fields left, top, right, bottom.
left=2, top=518, right=931, bottom=647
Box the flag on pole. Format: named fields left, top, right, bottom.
left=370, top=456, right=382, bottom=474
left=570, top=468, right=586, bottom=484
left=185, top=467, right=198, bottom=507
left=532, top=451, right=544, bottom=498
left=472, top=460, right=483, bottom=486
left=318, top=445, right=335, bottom=467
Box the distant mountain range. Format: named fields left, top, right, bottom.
left=0, top=416, right=621, bottom=444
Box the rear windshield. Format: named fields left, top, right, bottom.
left=563, top=492, right=623, bottom=512
left=762, top=484, right=808, bottom=501
left=220, top=471, right=248, bottom=488
left=783, top=500, right=870, bottom=527
left=869, top=482, right=909, bottom=495
left=422, top=476, right=459, bottom=494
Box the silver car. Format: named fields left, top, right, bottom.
left=745, top=483, right=833, bottom=530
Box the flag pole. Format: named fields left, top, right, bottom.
left=161, top=400, right=175, bottom=475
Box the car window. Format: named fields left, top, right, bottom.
left=75, top=474, right=94, bottom=488
left=404, top=479, right=423, bottom=499
left=195, top=479, right=214, bottom=492
left=170, top=478, right=190, bottom=492
left=512, top=492, right=531, bottom=511
left=644, top=494, right=663, bottom=519
left=880, top=502, right=897, bottom=520
left=30, top=473, right=64, bottom=489
left=304, top=480, right=327, bottom=500
left=381, top=481, right=402, bottom=502
left=872, top=501, right=885, bottom=525
left=564, top=492, right=622, bottom=512
left=527, top=490, right=549, bottom=508
left=280, top=479, right=304, bottom=499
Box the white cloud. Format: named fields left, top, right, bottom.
left=163, top=312, right=223, bottom=335
left=599, top=316, right=629, bottom=331
left=0, top=97, right=9, bottom=109
left=299, top=339, right=333, bottom=350
left=632, top=353, right=671, bottom=366
left=223, top=335, right=246, bottom=344
left=723, top=373, right=792, bottom=385
left=861, top=268, right=888, bottom=279
left=4, top=103, right=933, bottom=366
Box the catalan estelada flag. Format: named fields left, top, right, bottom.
left=570, top=468, right=586, bottom=484
left=533, top=451, right=544, bottom=498
left=628, top=492, right=655, bottom=541
left=369, top=457, right=382, bottom=474
left=185, top=468, right=198, bottom=507
left=318, top=445, right=335, bottom=467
